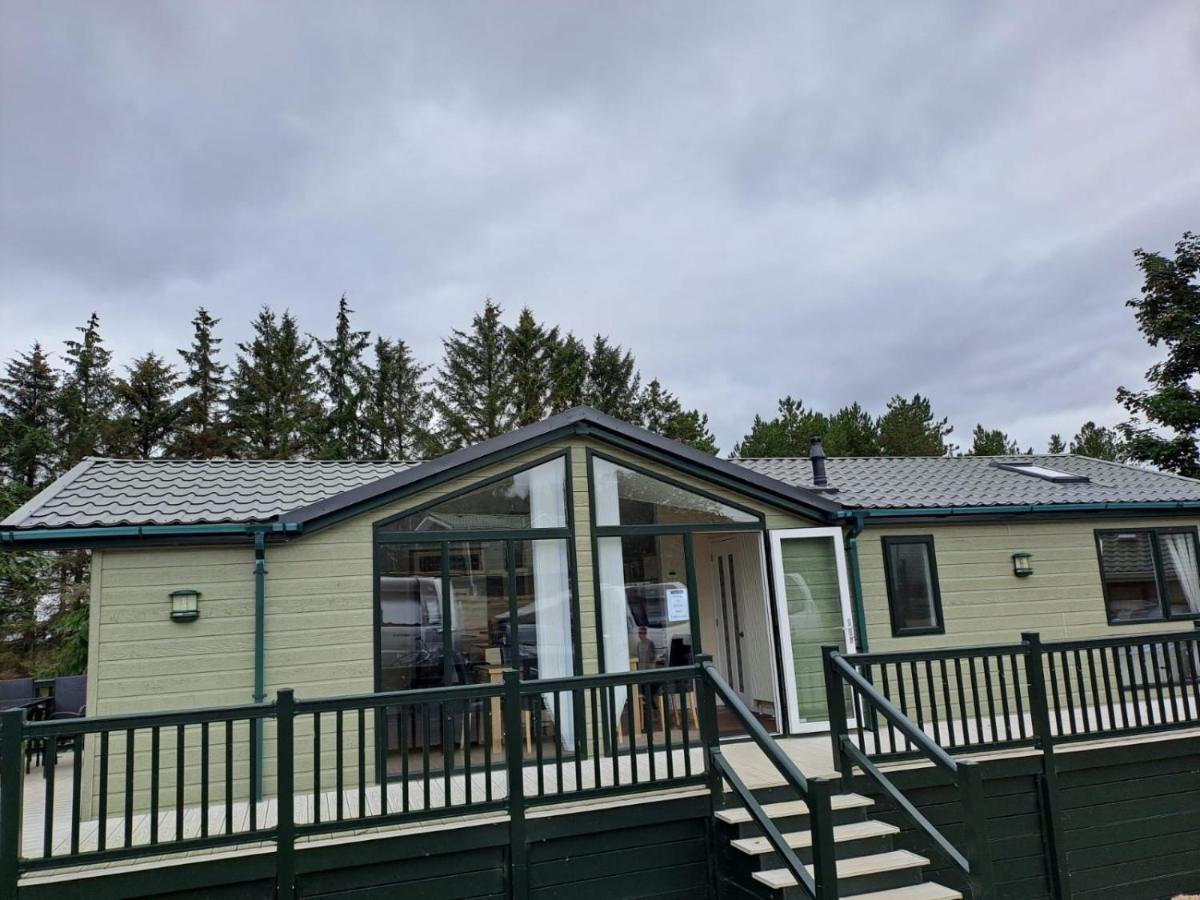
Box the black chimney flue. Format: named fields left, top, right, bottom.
left=809, top=435, right=828, bottom=487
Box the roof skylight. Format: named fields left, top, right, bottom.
left=989, top=461, right=1090, bottom=484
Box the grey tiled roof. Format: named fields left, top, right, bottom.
left=732, top=455, right=1200, bottom=510
left=2, top=458, right=415, bottom=529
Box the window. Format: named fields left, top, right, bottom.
left=597, top=533, right=691, bottom=673
left=591, top=457, right=758, bottom=527
left=379, top=457, right=567, bottom=532
left=1096, top=527, right=1200, bottom=624
left=989, top=461, right=1089, bottom=483
left=882, top=536, right=945, bottom=636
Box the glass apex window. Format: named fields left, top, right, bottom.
left=380, top=457, right=567, bottom=533
left=592, top=456, right=757, bottom=527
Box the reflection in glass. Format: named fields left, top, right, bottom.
left=592, top=458, right=756, bottom=527
left=378, top=543, right=447, bottom=691
left=1099, top=532, right=1162, bottom=622
left=380, top=458, right=567, bottom=533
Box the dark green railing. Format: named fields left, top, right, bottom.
left=825, top=627, right=1200, bottom=900
left=699, top=656, right=839, bottom=899
left=0, top=664, right=709, bottom=897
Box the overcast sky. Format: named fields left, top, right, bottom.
left=2, top=2, right=1198, bottom=454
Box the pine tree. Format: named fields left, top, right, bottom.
left=433, top=300, right=513, bottom=449
left=548, top=333, right=589, bottom=413
left=877, top=394, right=954, bottom=456
left=0, top=343, right=59, bottom=490
left=1047, top=434, right=1066, bottom=454
left=967, top=424, right=1019, bottom=456
left=57, top=312, right=116, bottom=467
left=314, top=295, right=371, bottom=458
left=732, top=397, right=829, bottom=457
left=228, top=307, right=320, bottom=459
left=660, top=409, right=719, bottom=455
left=584, top=336, right=640, bottom=420
left=111, top=354, right=181, bottom=459
left=1069, top=422, right=1124, bottom=461
left=1117, top=232, right=1200, bottom=475
left=507, top=308, right=558, bottom=427
left=364, top=337, right=435, bottom=460
left=824, top=403, right=881, bottom=456
left=171, top=307, right=231, bottom=459
left=636, top=379, right=719, bottom=454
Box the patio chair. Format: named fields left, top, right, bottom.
left=51, top=675, right=86, bottom=719
left=0, top=677, right=35, bottom=710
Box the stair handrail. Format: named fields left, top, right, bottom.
left=823, top=647, right=995, bottom=899
left=699, top=657, right=838, bottom=899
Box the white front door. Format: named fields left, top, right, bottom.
left=768, top=527, right=856, bottom=733
left=709, top=533, right=777, bottom=717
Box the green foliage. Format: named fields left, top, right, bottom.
left=313, top=295, right=371, bottom=458
left=584, top=336, right=640, bottom=420
left=548, top=333, right=589, bottom=414
left=1117, top=231, right=1200, bottom=476
left=968, top=424, right=1019, bottom=456
left=732, top=396, right=826, bottom=457
left=364, top=337, right=436, bottom=459
left=878, top=394, right=954, bottom=456
left=433, top=299, right=514, bottom=449
left=1047, top=433, right=1066, bottom=454
left=507, top=307, right=559, bottom=427
left=57, top=312, right=116, bottom=467
left=1069, top=421, right=1125, bottom=461
left=0, top=342, right=58, bottom=489
left=228, top=307, right=321, bottom=458
left=171, top=307, right=232, bottom=459
left=640, top=379, right=719, bottom=454
left=824, top=403, right=881, bottom=456
left=111, top=353, right=182, bottom=458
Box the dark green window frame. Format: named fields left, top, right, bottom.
left=881, top=535, right=946, bottom=637
left=1095, top=526, right=1200, bottom=626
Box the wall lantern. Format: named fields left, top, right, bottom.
left=1011, top=553, right=1033, bottom=578
left=170, top=589, right=201, bottom=622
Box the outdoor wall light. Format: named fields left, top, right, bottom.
left=170, top=589, right=201, bottom=622
left=1012, top=553, right=1033, bottom=578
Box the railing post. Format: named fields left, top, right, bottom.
left=0, top=708, right=25, bottom=897
left=822, top=646, right=852, bottom=782
left=1021, top=632, right=1071, bottom=900
left=958, top=760, right=994, bottom=899
left=809, top=775, right=840, bottom=899
left=695, top=655, right=723, bottom=810
left=503, top=669, right=528, bottom=899
left=275, top=690, right=295, bottom=900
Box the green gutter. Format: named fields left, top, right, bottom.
left=0, top=521, right=302, bottom=547
left=253, top=530, right=267, bottom=802
left=835, top=500, right=1200, bottom=520
left=843, top=512, right=869, bottom=652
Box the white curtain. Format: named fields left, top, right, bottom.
left=529, top=460, right=574, bottom=744
left=1162, top=533, right=1200, bottom=613
left=595, top=462, right=631, bottom=726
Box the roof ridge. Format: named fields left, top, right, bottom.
left=92, top=457, right=417, bottom=465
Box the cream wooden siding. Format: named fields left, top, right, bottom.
left=858, top=516, right=1200, bottom=652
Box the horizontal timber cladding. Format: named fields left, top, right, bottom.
left=857, top=516, right=1200, bottom=651
left=850, top=733, right=1200, bottom=900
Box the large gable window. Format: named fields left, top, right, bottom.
left=591, top=457, right=757, bottom=527
left=882, top=536, right=945, bottom=636
left=1096, top=527, right=1200, bottom=624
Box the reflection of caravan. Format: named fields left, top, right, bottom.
left=624, top=581, right=691, bottom=664
left=379, top=577, right=458, bottom=690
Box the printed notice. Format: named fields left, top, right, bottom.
left=666, top=588, right=690, bottom=622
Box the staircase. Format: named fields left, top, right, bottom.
left=713, top=784, right=963, bottom=899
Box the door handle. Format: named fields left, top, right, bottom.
left=738, top=632, right=745, bottom=638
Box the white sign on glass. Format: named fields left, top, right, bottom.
left=666, top=588, right=690, bottom=622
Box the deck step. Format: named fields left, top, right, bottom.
left=714, top=793, right=874, bottom=825
left=843, top=883, right=964, bottom=900
left=752, top=849, right=931, bottom=890
left=731, top=819, right=899, bottom=856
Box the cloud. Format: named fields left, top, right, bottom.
left=2, top=0, right=1197, bottom=453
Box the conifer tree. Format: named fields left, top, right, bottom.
left=228, top=307, right=320, bottom=458
left=314, top=295, right=371, bottom=458
left=1069, top=421, right=1124, bottom=461
left=507, top=307, right=558, bottom=426
left=877, top=394, right=954, bottom=456
left=171, top=307, right=231, bottom=458
left=0, top=343, right=59, bottom=490
left=111, top=353, right=181, bottom=459
left=824, top=403, right=881, bottom=456
left=57, top=312, right=116, bottom=467
left=433, top=300, right=513, bottom=449
left=364, top=337, right=435, bottom=460
left=548, top=333, right=589, bottom=413
left=584, top=336, right=640, bottom=420
left=1047, top=433, right=1066, bottom=454
left=732, top=397, right=828, bottom=457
